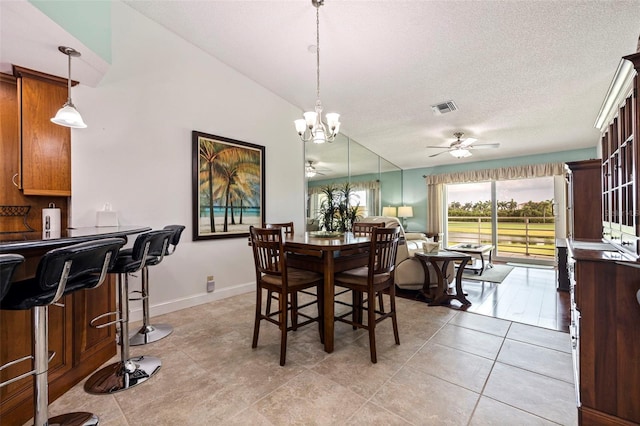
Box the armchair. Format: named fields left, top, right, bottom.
left=355, top=216, right=453, bottom=292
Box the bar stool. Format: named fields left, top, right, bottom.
left=85, top=229, right=172, bottom=394
left=0, top=254, right=24, bottom=302
left=0, top=239, right=124, bottom=426
left=129, top=224, right=185, bottom=346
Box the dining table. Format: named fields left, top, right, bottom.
left=284, top=231, right=371, bottom=353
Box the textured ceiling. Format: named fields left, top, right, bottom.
left=4, top=1, right=639, bottom=171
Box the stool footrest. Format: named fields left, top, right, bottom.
left=0, top=355, right=34, bottom=388
left=90, top=311, right=122, bottom=329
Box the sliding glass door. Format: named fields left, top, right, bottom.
left=445, top=177, right=556, bottom=263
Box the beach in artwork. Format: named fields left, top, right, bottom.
left=198, top=208, right=260, bottom=235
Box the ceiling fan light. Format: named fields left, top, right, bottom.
left=305, top=168, right=317, bottom=178
left=51, top=103, right=87, bottom=128
left=450, top=148, right=471, bottom=158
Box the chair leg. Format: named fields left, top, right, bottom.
left=265, top=289, right=273, bottom=316
left=352, top=291, right=363, bottom=330
left=378, top=292, right=385, bottom=313
left=252, top=287, right=262, bottom=348
left=291, top=292, right=299, bottom=330
left=129, top=266, right=173, bottom=346
left=279, top=291, right=288, bottom=366
left=390, top=285, right=400, bottom=345
left=368, top=289, right=377, bottom=364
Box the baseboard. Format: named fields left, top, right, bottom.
left=128, top=281, right=254, bottom=322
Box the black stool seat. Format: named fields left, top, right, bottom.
left=0, top=254, right=24, bottom=302
left=85, top=229, right=172, bottom=394
left=1, top=239, right=124, bottom=310
left=0, top=238, right=125, bottom=426
left=128, top=224, right=185, bottom=346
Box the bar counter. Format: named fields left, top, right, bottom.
left=0, top=225, right=150, bottom=253
left=0, top=225, right=150, bottom=425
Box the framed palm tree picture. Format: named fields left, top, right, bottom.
left=192, top=131, right=265, bottom=240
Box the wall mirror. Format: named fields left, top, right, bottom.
left=305, top=135, right=402, bottom=230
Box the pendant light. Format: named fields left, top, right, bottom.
left=51, top=46, right=87, bottom=129
left=294, top=0, right=340, bottom=143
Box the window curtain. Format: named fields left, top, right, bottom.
left=424, top=162, right=565, bottom=234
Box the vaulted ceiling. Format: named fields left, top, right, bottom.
left=124, top=1, right=640, bottom=170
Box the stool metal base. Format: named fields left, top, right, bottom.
left=84, top=355, right=161, bottom=394
left=129, top=323, right=173, bottom=346
left=48, top=412, right=99, bottom=426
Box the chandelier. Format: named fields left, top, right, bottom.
left=294, top=0, right=340, bottom=144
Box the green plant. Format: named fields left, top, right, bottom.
left=317, top=182, right=362, bottom=232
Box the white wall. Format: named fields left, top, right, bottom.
left=71, top=1, right=305, bottom=319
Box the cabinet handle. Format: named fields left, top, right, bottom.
left=11, top=173, right=18, bottom=187
left=637, top=289, right=640, bottom=306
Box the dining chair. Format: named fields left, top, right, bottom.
left=352, top=221, right=385, bottom=236
left=264, top=221, right=301, bottom=328
left=249, top=226, right=324, bottom=366
left=351, top=221, right=387, bottom=313
left=334, top=226, right=401, bottom=363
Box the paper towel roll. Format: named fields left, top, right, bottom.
left=42, top=205, right=61, bottom=239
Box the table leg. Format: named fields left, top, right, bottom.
left=323, top=253, right=335, bottom=353
left=478, top=253, right=486, bottom=275
left=417, top=257, right=433, bottom=301
left=454, top=258, right=472, bottom=306
left=429, top=259, right=449, bottom=306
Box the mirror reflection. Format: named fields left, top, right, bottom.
left=305, top=136, right=402, bottom=231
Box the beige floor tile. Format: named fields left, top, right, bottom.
left=448, top=311, right=511, bottom=337
left=497, top=339, right=574, bottom=383
left=312, top=345, right=401, bottom=398
left=254, top=369, right=367, bottom=424
left=430, top=324, right=505, bottom=360
left=506, top=322, right=571, bottom=353
left=371, top=367, right=479, bottom=425
left=29, top=290, right=579, bottom=426
left=345, top=402, right=414, bottom=425
left=470, top=396, right=558, bottom=425
left=483, top=363, right=577, bottom=425
left=405, top=343, right=494, bottom=393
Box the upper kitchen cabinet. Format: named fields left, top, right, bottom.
left=14, top=66, right=71, bottom=196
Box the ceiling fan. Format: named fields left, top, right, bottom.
left=305, top=160, right=328, bottom=178
left=427, top=132, right=500, bottom=158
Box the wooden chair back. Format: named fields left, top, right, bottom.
left=369, top=226, right=401, bottom=276
left=352, top=221, right=385, bottom=237
left=249, top=226, right=287, bottom=283
left=265, top=222, right=294, bottom=235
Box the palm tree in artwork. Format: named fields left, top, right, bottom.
left=217, top=151, right=261, bottom=232
left=199, top=139, right=245, bottom=233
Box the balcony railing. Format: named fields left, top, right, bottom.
left=447, top=216, right=556, bottom=259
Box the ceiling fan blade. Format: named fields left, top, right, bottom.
left=429, top=151, right=448, bottom=158
left=459, top=138, right=478, bottom=147
left=471, top=143, right=500, bottom=149
left=426, top=145, right=449, bottom=149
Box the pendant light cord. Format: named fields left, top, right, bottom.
left=316, top=4, right=320, bottom=101
left=66, top=51, right=72, bottom=105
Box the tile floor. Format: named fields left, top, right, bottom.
left=40, top=290, right=578, bottom=425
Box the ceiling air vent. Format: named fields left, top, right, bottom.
left=431, top=100, right=458, bottom=115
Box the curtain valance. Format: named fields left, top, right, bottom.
left=424, top=162, right=565, bottom=185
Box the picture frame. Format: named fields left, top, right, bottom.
left=192, top=131, right=265, bottom=240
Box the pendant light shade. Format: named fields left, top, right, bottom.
left=51, top=46, right=87, bottom=129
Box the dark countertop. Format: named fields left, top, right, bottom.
left=0, top=226, right=151, bottom=253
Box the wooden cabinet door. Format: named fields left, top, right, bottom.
left=17, top=70, right=71, bottom=196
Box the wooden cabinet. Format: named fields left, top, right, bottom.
left=596, top=52, right=640, bottom=256
left=566, top=160, right=603, bottom=240
left=14, top=66, right=71, bottom=196
left=0, top=72, right=69, bottom=235
left=570, top=252, right=640, bottom=425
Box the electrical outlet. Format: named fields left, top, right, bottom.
left=207, top=275, right=215, bottom=293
